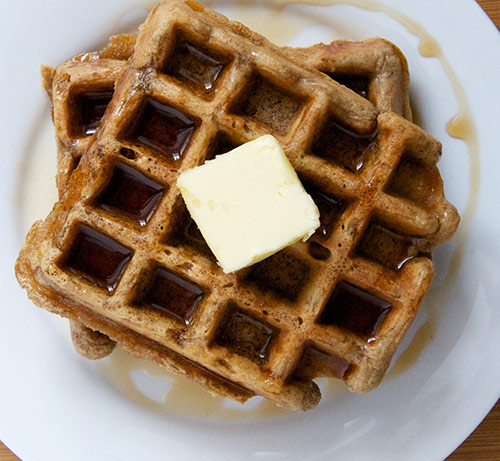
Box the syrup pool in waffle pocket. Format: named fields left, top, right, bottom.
left=16, top=0, right=459, bottom=411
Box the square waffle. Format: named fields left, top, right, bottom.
left=42, top=31, right=413, bottom=359
left=42, top=30, right=414, bottom=359
left=16, top=0, right=459, bottom=410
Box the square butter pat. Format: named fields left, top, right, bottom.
left=177, top=134, right=320, bottom=273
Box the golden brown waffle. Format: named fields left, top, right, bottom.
left=43, top=31, right=413, bottom=359
left=17, top=0, right=458, bottom=410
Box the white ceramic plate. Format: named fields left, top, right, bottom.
left=1, top=1, right=499, bottom=460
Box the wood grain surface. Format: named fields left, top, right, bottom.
left=2, top=1, right=499, bottom=460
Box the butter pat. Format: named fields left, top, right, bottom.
left=177, top=135, right=320, bottom=273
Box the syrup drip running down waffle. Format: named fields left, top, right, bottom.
left=17, top=0, right=459, bottom=410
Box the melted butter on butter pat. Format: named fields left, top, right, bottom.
left=177, top=134, right=320, bottom=273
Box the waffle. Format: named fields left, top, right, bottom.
left=17, top=0, right=459, bottom=410
left=43, top=31, right=413, bottom=359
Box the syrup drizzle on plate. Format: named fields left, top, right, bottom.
left=96, top=344, right=290, bottom=419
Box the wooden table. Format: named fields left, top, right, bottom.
left=2, top=1, right=499, bottom=460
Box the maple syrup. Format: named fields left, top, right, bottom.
left=139, top=267, right=204, bottom=325
left=164, top=39, right=229, bottom=97
left=78, top=90, right=114, bottom=136
left=319, top=280, right=391, bottom=340
left=304, top=184, right=346, bottom=240
left=213, top=305, right=278, bottom=364
left=97, top=162, right=165, bottom=226
left=97, top=344, right=290, bottom=418
left=312, top=117, right=377, bottom=173
left=128, top=97, right=197, bottom=163
left=356, top=222, right=431, bottom=270
left=62, top=224, right=133, bottom=293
